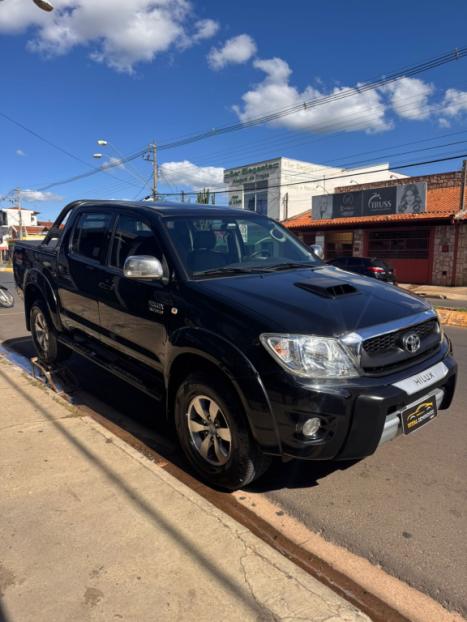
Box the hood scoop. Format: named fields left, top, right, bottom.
left=295, top=279, right=358, bottom=299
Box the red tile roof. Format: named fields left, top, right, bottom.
left=284, top=186, right=466, bottom=230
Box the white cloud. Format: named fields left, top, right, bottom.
left=233, top=57, right=390, bottom=134
left=20, top=190, right=63, bottom=202
left=0, top=0, right=218, bottom=73
left=160, top=161, right=224, bottom=189
left=208, top=34, right=257, bottom=70
left=16, top=149, right=26, bottom=157
left=383, top=77, right=434, bottom=120
left=193, top=18, right=219, bottom=42
left=101, top=156, right=125, bottom=170
left=440, top=88, right=467, bottom=118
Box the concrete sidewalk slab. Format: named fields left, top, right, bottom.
left=0, top=357, right=369, bottom=622
left=399, top=283, right=467, bottom=301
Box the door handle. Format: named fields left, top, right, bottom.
left=98, top=282, right=114, bottom=291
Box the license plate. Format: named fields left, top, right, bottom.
left=401, top=395, right=437, bottom=434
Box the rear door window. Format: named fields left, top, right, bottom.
left=70, top=212, right=113, bottom=263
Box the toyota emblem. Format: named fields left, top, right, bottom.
left=402, top=332, right=421, bottom=353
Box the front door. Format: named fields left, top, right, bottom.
left=98, top=212, right=170, bottom=371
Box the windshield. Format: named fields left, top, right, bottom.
left=163, top=214, right=321, bottom=277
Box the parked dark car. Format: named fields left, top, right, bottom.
left=13, top=201, right=456, bottom=490
left=327, top=256, right=396, bottom=283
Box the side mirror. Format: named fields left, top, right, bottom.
left=310, top=244, right=324, bottom=260
left=123, top=255, right=163, bottom=280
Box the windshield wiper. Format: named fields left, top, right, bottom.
left=259, top=262, right=319, bottom=272
left=195, top=267, right=264, bottom=277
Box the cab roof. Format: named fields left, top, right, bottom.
left=67, top=199, right=253, bottom=219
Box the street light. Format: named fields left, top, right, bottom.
left=32, top=0, right=54, bottom=11
left=314, top=184, right=329, bottom=194
left=93, top=138, right=151, bottom=188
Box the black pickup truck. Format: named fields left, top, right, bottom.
left=13, top=200, right=457, bottom=489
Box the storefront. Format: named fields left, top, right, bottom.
left=284, top=169, right=467, bottom=286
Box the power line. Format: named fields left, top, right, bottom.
left=0, top=111, right=143, bottom=191
left=158, top=152, right=467, bottom=197
left=156, top=47, right=467, bottom=152
left=21, top=45, right=467, bottom=194
left=176, top=89, right=467, bottom=168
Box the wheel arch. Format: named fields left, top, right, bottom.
left=24, top=270, right=61, bottom=332
left=166, top=330, right=281, bottom=455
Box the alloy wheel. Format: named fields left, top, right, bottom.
left=186, top=395, right=232, bottom=466
left=34, top=310, right=49, bottom=355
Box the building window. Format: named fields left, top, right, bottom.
left=244, top=180, right=268, bottom=215
left=368, top=229, right=430, bottom=259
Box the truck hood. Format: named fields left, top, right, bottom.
left=189, top=265, right=431, bottom=337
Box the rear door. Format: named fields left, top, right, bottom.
left=98, top=211, right=171, bottom=371
left=57, top=209, right=114, bottom=336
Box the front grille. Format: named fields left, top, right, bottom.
left=363, top=319, right=437, bottom=353
left=359, top=318, right=441, bottom=375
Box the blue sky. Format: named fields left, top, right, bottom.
left=1, top=0, right=467, bottom=220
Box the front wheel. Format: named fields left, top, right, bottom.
left=174, top=372, right=271, bottom=490
left=30, top=300, right=70, bottom=365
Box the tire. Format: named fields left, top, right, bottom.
left=0, top=286, right=14, bottom=308
left=30, top=300, right=70, bottom=365
left=174, top=372, right=271, bottom=490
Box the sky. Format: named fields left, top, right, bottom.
left=1, top=0, right=467, bottom=220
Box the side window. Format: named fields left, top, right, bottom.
left=42, top=208, right=73, bottom=249
left=110, top=214, right=161, bottom=270
left=70, top=212, right=113, bottom=263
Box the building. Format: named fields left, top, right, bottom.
left=283, top=168, right=467, bottom=286
left=223, top=157, right=406, bottom=221
left=0, top=208, right=43, bottom=263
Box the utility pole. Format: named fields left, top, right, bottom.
left=15, top=188, right=23, bottom=240
left=143, top=143, right=158, bottom=201
left=460, top=159, right=467, bottom=213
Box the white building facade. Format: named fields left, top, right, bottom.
left=0, top=208, right=39, bottom=261
left=223, top=157, right=406, bottom=221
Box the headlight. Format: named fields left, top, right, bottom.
left=260, top=333, right=359, bottom=378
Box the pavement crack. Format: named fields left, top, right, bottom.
left=239, top=553, right=281, bottom=622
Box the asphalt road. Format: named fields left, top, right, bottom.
left=1, top=271, right=466, bottom=616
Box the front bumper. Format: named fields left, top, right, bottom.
left=261, top=344, right=457, bottom=460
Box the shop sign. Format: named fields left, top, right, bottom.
left=312, top=182, right=427, bottom=220
left=224, top=161, right=279, bottom=185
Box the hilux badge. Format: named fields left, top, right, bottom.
left=402, top=332, right=421, bottom=353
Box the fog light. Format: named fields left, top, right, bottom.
left=302, top=417, right=321, bottom=438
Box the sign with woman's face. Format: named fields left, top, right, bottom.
left=396, top=182, right=427, bottom=214
left=311, top=195, right=333, bottom=220
left=311, top=181, right=427, bottom=219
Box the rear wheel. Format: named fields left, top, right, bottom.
left=0, top=286, right=14, bottom=308
left=30, top=300, right=70, bottom=365
left=175, top=372, right=271, bottom=490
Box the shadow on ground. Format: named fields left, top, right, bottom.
left=1, top=336, right=354, bottom=493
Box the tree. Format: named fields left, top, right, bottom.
left=196, top=188, right=211, bottom=204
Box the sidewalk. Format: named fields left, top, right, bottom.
left=399, top=283, right=467, bottom=301
left=0, top=356, right=368, bottom=622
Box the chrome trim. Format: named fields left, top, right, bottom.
left=340, top=309, right=438, bottom=365
left=378, top=388, right=444, bottom=446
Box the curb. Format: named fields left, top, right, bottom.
left=437, top=307, right=467, bottom=328
left=0, top=267, right=13, bottom=272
